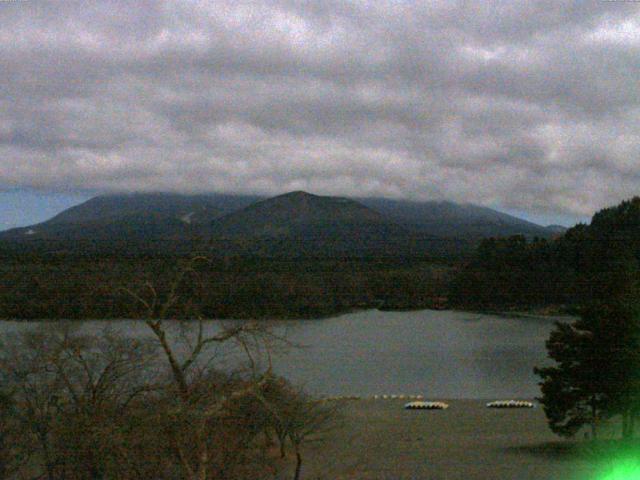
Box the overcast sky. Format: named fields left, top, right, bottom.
left=1, top=0, right=639, bottom=229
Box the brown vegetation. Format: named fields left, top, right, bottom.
left=0, top=253, right=452, bottom=320
left=0, top=258, right=339, bottom=479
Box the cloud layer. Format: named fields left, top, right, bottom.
left=1, top=0, right=639, bottom=220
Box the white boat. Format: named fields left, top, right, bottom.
left=486, top=400, right=534, bottom=409
left=404, top=401, right=449, bottom=410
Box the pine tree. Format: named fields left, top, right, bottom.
left=535, top=301, right=640, bottom=439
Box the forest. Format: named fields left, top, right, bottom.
left=451, top=197, right=640, bottom=312
left=0, top=253, right=452, bottom=320
left=1, top=197, right=640, bottom=321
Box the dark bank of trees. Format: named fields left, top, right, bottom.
left=530, top=198, right=640, bottom=439
left=450, top=197, right=640, bottom=312
left=449, top=229, right=588, bottom=310
left=0, top=254, right=453, bottom=320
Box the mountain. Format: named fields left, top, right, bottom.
left=211, top=191, right=393, bottom=237
left=545, top=224, right=569, bottom=235
left=357, top=197, right=557, bottom=238
left=0, top=191, right=559, bottom=257
left=208, top=191, right=415, bottom=256
left=0, top=192, right=260, bottom=245
left=45, top=192, right=253, bottom=226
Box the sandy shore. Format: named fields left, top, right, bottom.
left=296, top=399, right=605, bottom=480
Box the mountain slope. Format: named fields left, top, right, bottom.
left=358, top=197, right=557, bottom=238
left=545, top=224, right=569, bottom=235
left=0, top=192, right=260, bottom=244
left=207, top=191, right=414, bottom=256
left=0, top=191, right=559, bottom=256
left=45, top=192, right=259, bottom=227
left=211, top=191, right=394, bottom=237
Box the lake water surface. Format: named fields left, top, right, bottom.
left=271, top=309, right=566, bottom=399
left=2, top=309, right=568, bottom=399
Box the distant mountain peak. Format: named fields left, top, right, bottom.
left=269, top=190, right=318, bottom=202
left=210, top=190, right=390, bottom=238
left=269, top=191, right=332, bottom=204
left=281, top=190, right=314, bottom=197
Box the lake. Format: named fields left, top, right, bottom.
left=269, top=309, right=564, bottom=399
left=1, top=309, right=567, bottom=399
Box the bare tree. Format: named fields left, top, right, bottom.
left=120, top=256, right=281, bottom=480
left=1, top=326, right=70, bottom=480
left=0, top=323, right=160, bottom=480
left=257, top=377, right=339, bottom=480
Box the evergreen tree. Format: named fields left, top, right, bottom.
left=535, top=301, right=640, bottom=439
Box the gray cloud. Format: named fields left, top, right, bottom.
left=1, top=0, right=639, bottom=222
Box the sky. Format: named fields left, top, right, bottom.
left=1, top=0, right=639, bottom=230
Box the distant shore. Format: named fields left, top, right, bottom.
left=457, top=304, right=578, bottom=320
left=0, top=305, right=577, bottom=322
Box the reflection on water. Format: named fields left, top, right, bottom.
left=1, top=309, right=568, bottom=399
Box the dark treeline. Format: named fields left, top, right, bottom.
left=450, top=197, right=640, bottom=312
left=449, top=232, right=587, bottom=310
left=530, top=199, right=640, bottom=440
left=0, top=252, right=453, bottom=320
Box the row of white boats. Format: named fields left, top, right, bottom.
left=320, top=395, right=535, bottom=410
left=321, top=394, right=425, bottom=401
left=405, top=400, right=535, bottom=410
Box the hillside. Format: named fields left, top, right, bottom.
left=211, top=191, right=391, bottom=236
left=208, top=191, right=418, bottom=256
left=0, top=193, right=260, bottom=251
left=0, top=191, right=559, bottom=257
left=358, top=197, right=556, bottom=238
left=0, top=192, right=599, bottom=320
left=45, top=192, right=258, bottom=226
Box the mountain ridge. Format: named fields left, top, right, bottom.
left=0, top=191, right=562, bottom=257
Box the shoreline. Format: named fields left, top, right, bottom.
left=0, top=305, right=576, bottom=323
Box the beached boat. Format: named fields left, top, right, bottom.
left=486, top=400, right=534, bottom=409
left=404, top=401, right=449, bottom=410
